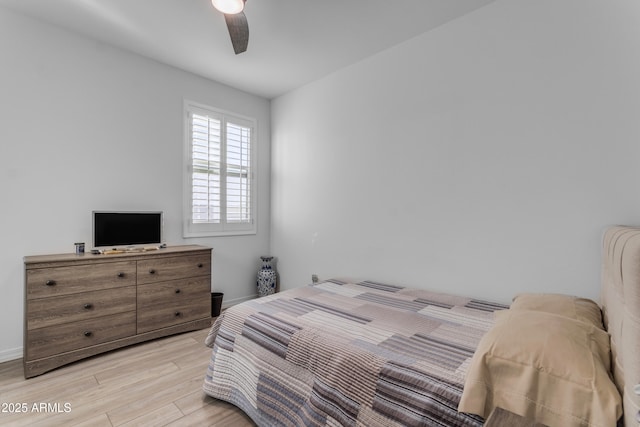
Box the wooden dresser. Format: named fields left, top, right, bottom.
left=23, top=245, right=212, bottom=378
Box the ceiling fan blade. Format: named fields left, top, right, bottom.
left=224, top=12, right=249, bottom=54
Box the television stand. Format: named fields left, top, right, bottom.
left=23, top=245, right=212, bottom=378
left=97, top=245, right=163, bottom=255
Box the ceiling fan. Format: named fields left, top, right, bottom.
left=211, top=0, right=249, bottom=54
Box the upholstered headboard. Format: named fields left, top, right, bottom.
left=602, top=226, right=640, bottom=426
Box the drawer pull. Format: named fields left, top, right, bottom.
left=83, top=303, right=94, bottom=310
left=174, top=311, right=182, bottom=317
left=175, top=289, right=181, bottom=294
left=197, top=263, right=204, bottom=268
left=117, top=272, right=125, bottom=278
left=45, top=280, right=57, bottom=287
left=83, top=331, right=93, bottom=337
left=149, top=269, right=156, bottom=275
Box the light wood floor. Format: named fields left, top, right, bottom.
left=0, top=325, right=256, bottom=427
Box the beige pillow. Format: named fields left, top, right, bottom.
left=459, top=310, right=621, bottom=427
left=510, top=293, right=604, bottom=329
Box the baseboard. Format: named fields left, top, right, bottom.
left=0, top=346, right=23, bottom=363
left=221, top=294, right=257, bottom=310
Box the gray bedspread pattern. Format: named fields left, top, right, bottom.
left=203, top=279, right=507, bottom=426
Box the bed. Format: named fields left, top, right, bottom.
left=203, top=225, right=640, bottom=426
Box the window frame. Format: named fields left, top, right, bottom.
left=183, top=100, right=257, bottom=238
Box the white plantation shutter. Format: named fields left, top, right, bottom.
left=191, top=113, right=222, bottom=224
left=184, top=102, right=256, bottom=237
left=225, top=122, right=252, bottom=223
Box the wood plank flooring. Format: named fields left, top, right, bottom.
left=0, top=325, right=256, bottom=427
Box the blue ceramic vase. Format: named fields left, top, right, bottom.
left=257, top=256, right=276, bottom=297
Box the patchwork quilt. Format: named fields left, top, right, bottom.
left=203, top=279, right=507, bottom=426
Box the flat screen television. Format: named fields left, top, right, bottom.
left=93, top=211, right=163, bottom=248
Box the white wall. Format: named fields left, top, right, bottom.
left=0, top=7, right=270, bottom=361
left=271, top=0, right=640, bottom=303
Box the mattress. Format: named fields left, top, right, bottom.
left=203, top=279, right=508, bottom=426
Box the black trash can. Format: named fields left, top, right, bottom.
left=211, top=292, right=224, bottom=317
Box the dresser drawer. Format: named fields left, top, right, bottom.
left=137, top=253, right=211, bottom=284
left=137, top=277, right=210, bottom=333
left=26, top=311, right=136, bottom=360
left=26, top=286, right=136, bottom=330
left=26, top=261, right=136, bottom=299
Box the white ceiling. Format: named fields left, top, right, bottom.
left=0, top=0, right=497, bottom=99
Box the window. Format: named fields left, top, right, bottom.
left=183, top=101, right=256, bottom=237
